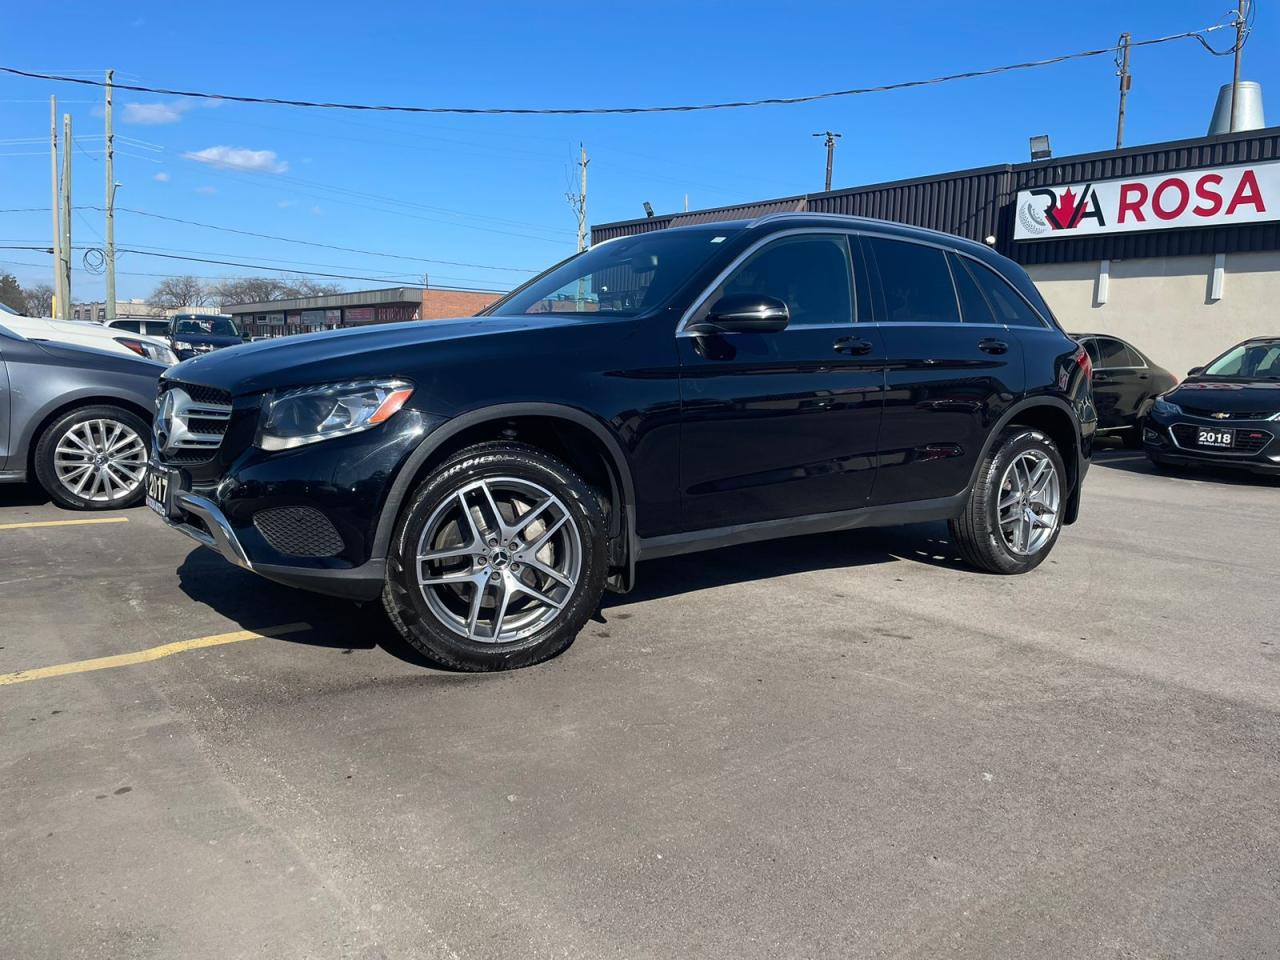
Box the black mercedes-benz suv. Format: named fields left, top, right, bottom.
left=147, top=213, right=1095, bottom=671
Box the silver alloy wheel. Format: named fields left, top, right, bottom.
left=54, top=419, right=147, bottom=503
left=997, top=449, right=1061, bottom=556
left=414, top=476, right=582, bottom=644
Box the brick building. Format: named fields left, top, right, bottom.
left=222, top=286, right=504, bottom=339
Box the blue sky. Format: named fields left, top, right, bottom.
left=1, top=0, right=1275, bottom=302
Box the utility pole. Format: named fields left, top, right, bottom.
left=60, top=114, right=72, bottom=320
left=50, top=95, right=64, bottom=317
left=1114, top=32, right=1131, bottom=149
left=812, top=131, right=842, bottom=192
left=565, top=143, right=589, bottom=311
left=1229, top=0, right=1246, bottom=133
left=105, top=69, right=117, bottom=321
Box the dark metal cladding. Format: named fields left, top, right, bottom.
left=591, top=127, right=1280, bottom=265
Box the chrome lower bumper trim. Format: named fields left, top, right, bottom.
left=167, top=492, right=253, bottom=570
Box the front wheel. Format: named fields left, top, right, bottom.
left=949, top=428, right=1066, bottom=574
left=382, top=442, right=609, bottom=672
left=33, top=405, right=150, bottom=510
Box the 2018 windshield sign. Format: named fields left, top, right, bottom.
left=1014, top=161, right=1277, bottom=240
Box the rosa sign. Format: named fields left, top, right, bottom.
left=1014, top=161, right=1277, bottom=240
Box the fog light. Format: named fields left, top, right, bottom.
left=1143, top=427, right=1163, bottom=445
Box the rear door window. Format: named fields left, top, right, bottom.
left=948, top=253, right=996, bottom=324
left=865, top=237, right=959, bottom=324
left=1094, top=337, right=1138, bottom=368
left=111, top=320, right=141, bottom=333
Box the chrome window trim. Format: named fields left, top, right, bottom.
left=1089, top=335, right=1150, bottom=371
left=677, top=224, right=1054, bottom=335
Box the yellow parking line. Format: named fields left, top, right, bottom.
left=0, top=517, right=130, bottom=531
left=0, top=623, right=311, bottom=686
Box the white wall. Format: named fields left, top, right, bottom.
left=1026, top=251, right=1280, bottom=377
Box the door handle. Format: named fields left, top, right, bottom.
left=978, top=338, right=1009, bottom=355
left=833, top=337, right=874, bottom=355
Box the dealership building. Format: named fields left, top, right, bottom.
left=592, top=125, right=1279, bottom=377
left=220, top=285, right=503, bottom=339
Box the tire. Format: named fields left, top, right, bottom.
left=382, top=441, right=609, bottom=672
left=33, top=405, right=150, bottom=511
left=948, top=428, right=1067, bottom=575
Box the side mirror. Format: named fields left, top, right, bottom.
left=1187, top=366, right=1204, bottom=377
left=690, top=294, right=789, bottom=335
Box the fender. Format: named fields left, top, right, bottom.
left=968, top=395, right=1087, bottom=524
left=369, top=401, right=639, bottom=586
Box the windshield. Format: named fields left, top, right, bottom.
left=173, top=316, right=241, bottom=337
left=1203, top=341, right=1280, bottom=379
left=489, top=228, right=740, bottom=318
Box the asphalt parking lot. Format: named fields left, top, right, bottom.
left=1, top=445, right=1277, bottom=960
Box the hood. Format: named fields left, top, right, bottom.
left=162, top=314, right=584, bottom=397
left=34, top=338, right=167, bottom=375
left=1167, top=378, right=1280, bottom=413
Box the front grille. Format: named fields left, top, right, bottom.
left=155, top=381, right=234, bottom=464
left=1171, top=423, right=1273, bottom=454
left=1180, top=405, right=1277, bottom=421
left=253, top=507, right=344, bottom=558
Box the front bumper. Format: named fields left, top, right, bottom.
left=163, top=491, right=387, bottom=599
left=1142, top=415, right=1280, bottom=474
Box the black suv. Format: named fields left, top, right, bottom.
left=147, top=214, right=1095, bottom=671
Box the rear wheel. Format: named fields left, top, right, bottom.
left=33, top=405, right=150, bottom=510
left=949, top=428, right=1066, bottom=574
left=382, top=442, right=608, bottom=671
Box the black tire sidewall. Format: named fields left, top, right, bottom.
left=33, top=405, right=151, bottom=511
left=383, top=442, right=608, bottom=672
left=981, top=429, right=1066, bottom=573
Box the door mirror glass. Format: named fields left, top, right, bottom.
left=699, top=294, right=790, bottom=333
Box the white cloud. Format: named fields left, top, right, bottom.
left=124, top=102, right=186, bottom=125
left=310, top=205, right=323, bottom=216
left=184, top=145, right=289, bottom=174
left=276, top=199, right=294, bottom=208
left=153, top=171, right=171, bottom=182
left=195, top=185, right=217, bottom=194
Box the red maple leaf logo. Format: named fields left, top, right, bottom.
left=1049, top=188, right=1080, bottom=229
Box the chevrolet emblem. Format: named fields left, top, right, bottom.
left=1210, top=411, right=1231, bottom=420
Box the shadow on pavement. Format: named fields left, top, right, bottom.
left=174, top=516, right=970, bottom=658
left=1091, top=440, right=1280, bottom=487
left=0, top=482, right=52, bottom=508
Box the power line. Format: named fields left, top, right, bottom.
left=92, top=206, right=538, bottom=272
left=0, top=243, right=506, bottom=291
left=0, top=24, right=1234, bottom=116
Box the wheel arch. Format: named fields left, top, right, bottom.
left=372, top=403, right=638, bottom=590
left=974, top=397, right=1084, bottom=525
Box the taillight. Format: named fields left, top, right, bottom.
left=115, top=337, right=146, bottom=357
left=1074, top=346, right=1093, bottom=381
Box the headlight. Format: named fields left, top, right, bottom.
left=1152, top=397, right=1182, bottom=416
left=256, top=379, right=414, bottom=451
left=172, top=340, right=193, bottom=351
left=115, top=337, right=177, bottom=365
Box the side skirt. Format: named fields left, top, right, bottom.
left=0, top=469, right=27, bottom=484
left=635, top=493, right=967, bottom=562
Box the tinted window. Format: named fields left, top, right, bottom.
left=492, top=228, right=739, bottom=318
left=1081, top=338, right=1101, bottom=364
left=111, top=320, right=141, bottom=333
left=717, top=234, right=852, bottom=327
left=1095, top=337, right=1137, bottom=368
left=948, top=253, right=995, bottom=324
left=866, top=238, right=958, bottom=324
left=962, top=260, right=1045, bottom=327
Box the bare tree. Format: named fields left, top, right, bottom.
left=22, top=283, right=55, bottom=317
left=211, top=276, right=343, bottom=307
left=150, top=276, right=210, bottom=309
